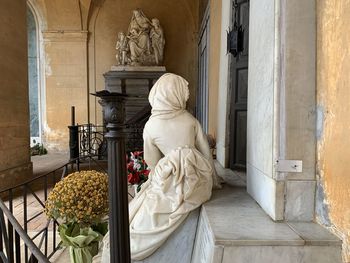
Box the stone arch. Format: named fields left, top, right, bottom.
left=27, top=0, right=47, bottom=30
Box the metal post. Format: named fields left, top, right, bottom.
left=98, top=94, right=130, bottom=263
left=71, top=106, right=75, bottom=126
left=68, top=106, right=79, bottom=161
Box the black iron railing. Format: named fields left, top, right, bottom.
left=0, top=156, right=107, bottom=263
left=0, top=198, right=50, bottom=263
left=0, top=101, right=150, bottom=263
left=78, top=124, right=107, bottom=158
left=72, top=105, right=151, bottom=160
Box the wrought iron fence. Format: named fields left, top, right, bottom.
left=78, top=124, right=107, bottom=158
left=0, top=198, right=50, bottom=263
left=0, top=104, right=151, bottom=262
left=0, top=156, right=107, bottom=263
left=75, top=105, right=151, bottom=159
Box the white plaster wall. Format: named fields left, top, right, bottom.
left=216, top=0, right=233, bottom=167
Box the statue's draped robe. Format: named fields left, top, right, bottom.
left=98, top=74, right=220, bottom=262
left=129, top=74, right=217, bottom=260
left=129, top=112, right=214, bottom=260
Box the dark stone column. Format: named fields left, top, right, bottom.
left=97, top=94, right=131, bottom=263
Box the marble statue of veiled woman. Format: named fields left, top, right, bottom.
left=96, top=73, right=222, bottom=263
left=127, top=9, right=152, bottom=65
left=129, top=73, right=221, bottom=260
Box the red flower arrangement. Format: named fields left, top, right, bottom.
left=127, top=151, right=150, bottom=192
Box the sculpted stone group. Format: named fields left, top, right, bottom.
left=115, top=9, right=165, bottom=67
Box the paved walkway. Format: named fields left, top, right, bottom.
left=31, top=152, right=69, bottom=177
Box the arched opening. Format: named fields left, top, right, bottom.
left=27, top=4, right=42, bottom=146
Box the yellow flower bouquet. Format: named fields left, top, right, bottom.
left=45, top=170, right=109, bottom=263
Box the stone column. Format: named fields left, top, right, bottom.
left=0, top=1, right=33, bottom=190
left=98, top=94, right=131, bottom=263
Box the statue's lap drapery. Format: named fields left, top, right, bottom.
left=129, top=146, right=213, bottom=260
left=97, top=73, right=220, bottom=262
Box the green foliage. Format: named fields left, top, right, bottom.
left=30, top=143, right=48, bottom=156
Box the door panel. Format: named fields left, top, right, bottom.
left=237, top=68, right=248, bottom=102
left=234, top=111, right=247, bottom=167
left=229, top=0, right=249, bottom=170
left=197, top=6, right=210, bottom=133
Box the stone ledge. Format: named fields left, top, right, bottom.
left=193, top=185, right=342, bottom=263
left=287, top=222, right=342, bottom=246
left=202, top=186, right=341, bottom=247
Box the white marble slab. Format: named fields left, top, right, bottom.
left=133, top=208, right=200, bottom=263
left=285, top=181, right=316, bottom=221
left=191, top=209, right=216, bottom=263
left=221, top=245, right=342, bottom=263
left=247, top=0, right=275, bottom=177
left=287, top=222, right=342, bottom=246
left=247, top=164, right=285, bottom=220
left=204, top=186, right=303, bottom=246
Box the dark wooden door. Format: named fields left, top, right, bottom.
left=229, top=0, right=249, bottom=170
left=197, top=5, right=210, bottom=133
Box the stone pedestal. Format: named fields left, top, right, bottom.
left=103, top=68, right=166, bottom=152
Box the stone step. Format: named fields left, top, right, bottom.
left=192, top=185, right=342, bottom=263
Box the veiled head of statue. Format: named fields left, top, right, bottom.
left=149, top=73, right=189, bottom=119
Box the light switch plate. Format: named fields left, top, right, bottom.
left=276, top=160, right=303, bottom=173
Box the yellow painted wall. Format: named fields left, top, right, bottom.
left=33, top=0, right=199, bottom=151
left=317, top=0, right=350, bottom=261
left=0, top=1, right=33, bottom=189
left=208, top=0, right=222, bottom=137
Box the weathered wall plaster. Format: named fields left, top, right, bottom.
left=317, top=0, right=350, bottom=261
left=0, top=1, right=33, bottom=189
